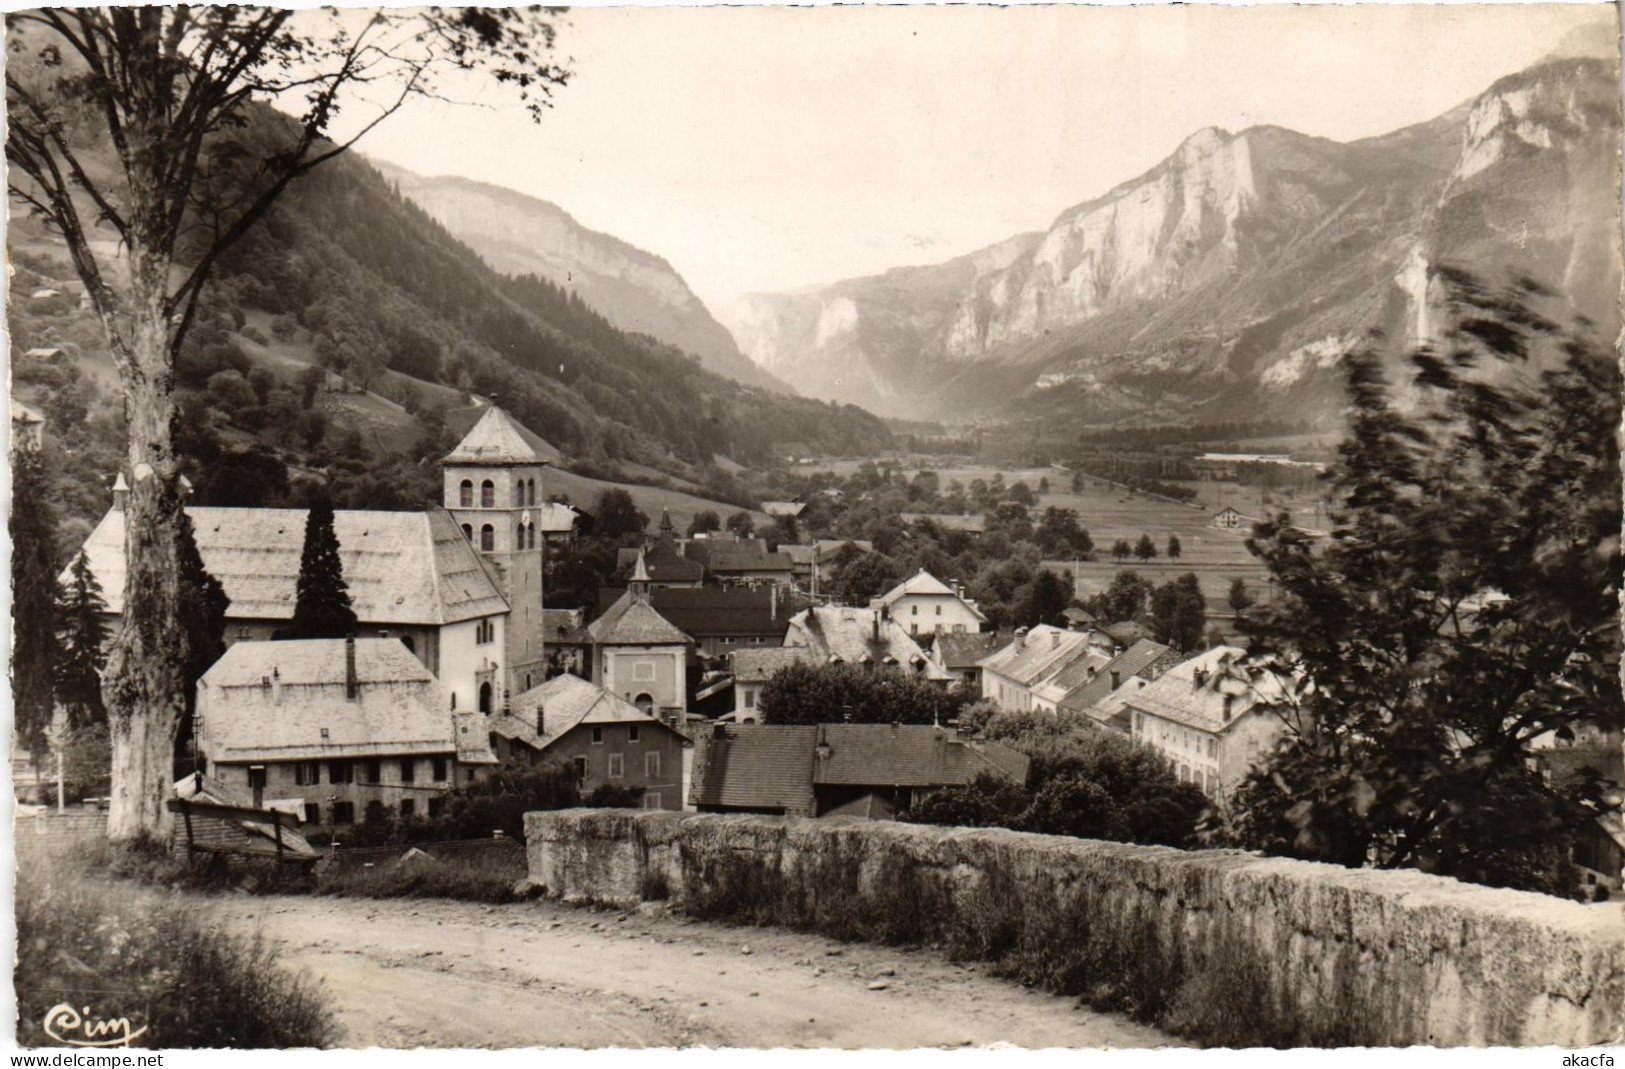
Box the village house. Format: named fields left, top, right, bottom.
left=978, top=625, right=1096, bottom=712
left=72, top=490, right=509, bottom=715
left=928, top=631, right=1007, bottom=692
left=11, top=399, right=45, bottom=451
left=487, top=672, right=689, bottom=810
left=540, top=608, right=589, bottom=677
left=727, top=647, right=814, bottom=723
left=585, top=554, right=693, bottom=723
left=870, top=569, right=988, bottom=638
left=1210, top=506, right=1248, bottom=530
left=597, top=583, right=806, bottom=661
left=782, top=539, right=875, bottom=596
left=682, top=536, right=795, bottom=586
left=1121, top=645, right=1288, bottom=803
left=1057, top=638, right=1185, bottom=732
left=690, top=722, right=1030, bottom=818
left=535, top=501, right=585, bottom=546
left=616, top=536, right=707, bottom=588
left=194, top=638, right=498, bottom=829
left=781, top=605, right=951, bottom=682
left=761, top=500, right=806, bottom=519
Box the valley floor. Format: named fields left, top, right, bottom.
left=212, top=892, right=1174, bottom=1049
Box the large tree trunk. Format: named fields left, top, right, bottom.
left=101, top=261, right=187, bottom=843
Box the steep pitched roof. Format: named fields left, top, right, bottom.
left=74, top=506, right=507, bottom=625
left=731, top=646, right=815, bottom=684
left=1119, top=645, right=1287, bottom=733
left=534, top=502, right=581, bottom=534
left=690, top=725, right=819, bottom=812
left=683, top=539, right=793, bottom=575
left=812, top=724, right=1030, bottom=788
left=978, top=625, right=1095, bottom=688
left=443, top=406, right=556, bottom=465
left=617, top=539, right=707, bottom=584
left=1032, top=646, right=1115, bottom=705
left=783, top=606, right=950, bottom=680
left=492, top=673, right=684, bottom=752
left=1057, top=638, right=1176, bottom=713
left=542, top=608, right=588, bottom=643
left=596, top=585, right=806, bottom=640
left=197, top=639, right=465, bottom=761
left=872, top=570, right=988, bottom=622
left=588, top=590, right=693, bottom=646
left=933, top=631, right=1006, bottom=671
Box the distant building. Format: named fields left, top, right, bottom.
left=1122, top=645, right=1289, bottom=803
left=1211, top=506, right=1249, bottom=530
left=616, top=537, right=705, bottom=588
left=195, top=638, right=497, bottom=829
left=1057, top=638, right=1184, bottom=733
left=597, top=583, right=805, bottom=660
left=871, top=569, right=987, bottom=637
left=11, top=400, right=45, bottom=452
left=489, top=673, right=689, bottom=810
left=690, top=722, right=1030, bottom=818
left=782, top=605, right=950, bottom=681
left=762, top=500, right=806, bottom=519
left=930, top=631, right=1008, bottom=692
left=978, top=625, right=1096, bottom=712
left=683, top=537, right=795, bottom=586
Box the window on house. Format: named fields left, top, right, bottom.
left=460, top=480, right=473, bottom=508
left=432, top=757, right=448, bottom=782
left=365, top=799, right=386, bottom=824
left=480, top=525, right=494, bottom=552
left=744, top=688, right=756, bottom=709
left=643, top=792, right=663, bottom=809
left=936, top=605, right=942, bottom=616
left=573, top=756, right=587, bottom=783
left=462, top=523, right=473, bottom=543
left=629, top=725, right=640, bottom=743
left=236, top=625, right=251, bottom=640
left=645, top=752, right=660, bottom=778
left=634, top=694, right=654, bottom=715
left=428, top=797, right=447, bottom=820
left=400, top=798, right=416, bottom=819
left=303, top=803, right=320, bottom=825
left=1207, top=738, right=1217, bottom=760
left=591, top=727, right=603, bottom=744
left=400, top=758, right=416, bottom=784
left=329, top=761, right=352, bottom=784
left=295, top=761, right=319, bottom=786
left=911, top=605, right=918, bottom=615
left=331, top=801, right=355, bottom=824
left=608, top=753, right=624, bottom=779
left=481, top=479, right=494, bottom=508
left=247, top=767, right=267, bottom=791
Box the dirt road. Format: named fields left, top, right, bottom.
left=212, top=893, right=1174, bottom=1049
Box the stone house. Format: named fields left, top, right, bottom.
left=194, top=638, right=497, bottom=829
left=978, top=625, right=1096, bottom=712
left=488, top=672, right=690, bottom=811
left=586, top=555, right=693, bottom=723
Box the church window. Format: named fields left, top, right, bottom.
left=481, top=479, right=494, bottom=508
left=513, top=481, right=524, bottom=507
left=527, top=479, right=537, bottom=506
left=459, top=479, right=472, bottom=507
left=480, top=524, right=494, bottom=552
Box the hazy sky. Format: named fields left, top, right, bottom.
left=345, top=3, right=1617, bottom=309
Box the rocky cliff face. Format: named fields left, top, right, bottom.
left=725, top=57, right=1619, bottom=424
left=376, top=163, right=793, bottom=393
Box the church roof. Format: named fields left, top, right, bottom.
left=73, top=506, right=508, bottom=626
left=443, top=406, right=555, bottom=466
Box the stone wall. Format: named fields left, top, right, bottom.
left=525, top=809, right=1625, bottom=1048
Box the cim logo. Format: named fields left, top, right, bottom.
left=42, top=1003, right=148, bottom=1048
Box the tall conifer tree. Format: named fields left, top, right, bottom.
left=54, top=553, right=109, bottom=729
left=11, top=448, right=60, bottom=774
left=289, top=496, right=357, bottom=640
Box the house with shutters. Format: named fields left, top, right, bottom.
left=488, top=672, right=689, bottom=809
left=1121, top=645, right=1289, bottom=804
left=194, top=637, right=497, bottom=829
left=870, top=569, right=987, bottom=638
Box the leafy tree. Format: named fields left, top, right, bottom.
left=1036, top=506, right=1093, bottom=558
left=767, top=514, right=799, bottom=549
left=905, top=772, right=1033, bottom=829
left=11, top=448, right=60, bottom=774
left=759, top=662, right=967, bottom=727
left=832, top=551, right=899, bottom=606
left=725, top=510, right=756, bottom=538
left=288, top=496, right=357, bottom=640
left=1134, top=533, right=1158, bottom=561
left=1227, top=577, right=1255, bottom=615
left=54, top=553, right=109, bottom=729
left=1016, top=568, right=1072, bottom=629
left=1150, top=573, right=1207, bottom=653
left=1085, top=570, right=1152, bottom=625
left=1230, top=273, right=1622, bottom=897
left=6, top=7, right=569, bottom=839
left=593, top=488, right=649, bottom=545
left=687, top=510, right=721, bottom=536
left=1167, top=534, right=1182, bottom=560
left=1111, top=539, right=1133, bottom=562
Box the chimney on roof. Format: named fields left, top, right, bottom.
left=1016, top=627, right=1028, bottom=648
left=771, top=582, right=779, bottom=620
left=272, top=667, right=282, bottom=707
left=1051, top=631, right=1061, bottom=648
left=1193, top=668, right=1210, bottom=688
left=1222, top=693, right=1236, bottom=722
left=872, top=612, right=880, bottom=643
left=345, top=636, right=358, bottom=701
left=536, top=704, right=545, bottom=737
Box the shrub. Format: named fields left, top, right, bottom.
left=317, top=842, right=525, bottom=903
left=15, top=851, right=333, bottom=1048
